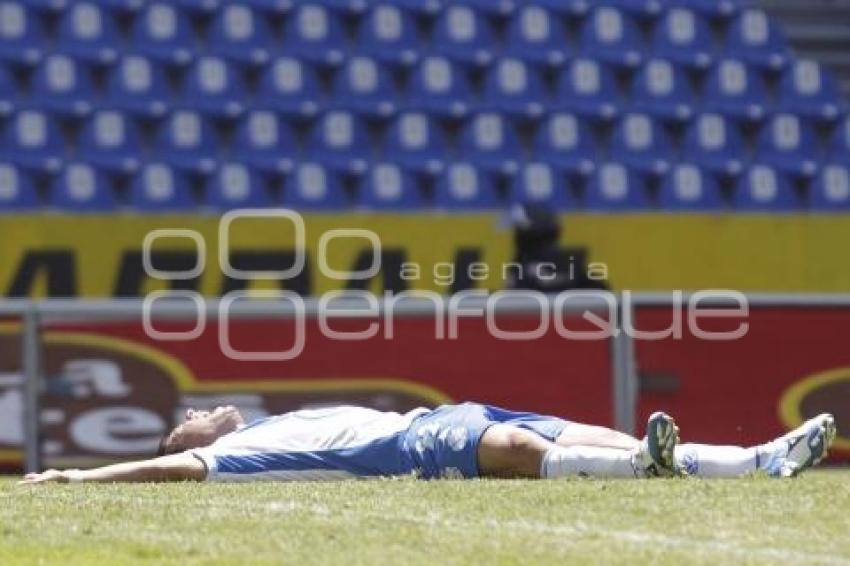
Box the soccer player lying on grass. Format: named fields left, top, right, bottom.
left=20, top=403, right=836, bottom=485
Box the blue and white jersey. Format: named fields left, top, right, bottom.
left=190, top=402, right=570, bottom=481
left=191, top=406, right=428, bottom=481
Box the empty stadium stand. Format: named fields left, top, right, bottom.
left=0, top=0, right=848, bottom=212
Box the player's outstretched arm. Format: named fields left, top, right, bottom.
left=18, top=452, right=206, bottom=485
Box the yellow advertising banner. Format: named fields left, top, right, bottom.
left=1, top=213, right=849, bottom=297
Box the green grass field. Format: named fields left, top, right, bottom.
left=3, top=472, right=850, bottom=565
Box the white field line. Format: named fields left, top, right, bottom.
left=16, top=491, right=850, bottom=566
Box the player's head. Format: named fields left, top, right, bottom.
left=157, top=406, right=245, bottom=456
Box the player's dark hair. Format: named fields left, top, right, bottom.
left=156, top=429, right=180, bottom=457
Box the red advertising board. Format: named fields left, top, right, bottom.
left=635, top=307, right=850, bottom=461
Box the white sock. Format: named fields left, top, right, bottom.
left=675, top=443, right=773, bottom=478
left=541, top=446, right=639, bottom=479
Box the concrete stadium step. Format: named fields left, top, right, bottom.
left=759, top=0, right=850, bottom=96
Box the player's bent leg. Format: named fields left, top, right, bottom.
left=552, top=413, right=680, bottom=474
left=478, top=425, right=554, bottom=479
left=478, top=418, right=680, bottom=480
left=477, top=425, right=641, bottom=479
left=555, top=423, right=640, bottom=451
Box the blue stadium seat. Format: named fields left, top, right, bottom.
left=105, top=55, right=170, bottom=119
left=407, top=56, right=473, bottom=119
left=555, top=57, right=620, bottom=121
left=579, top=7, right=643, bottom=69
left=777, top=60, right=844, bottom=122
left=0, top=163, right=38, bottom=211
left=357, top=4, right=419, bottom=68
left=204, top=162, right=272, bottom=209
left=434, top=162, right=500, bottom=210
left=132, top=3, right=195, bottom=66
left=208, top=4, right=273, bottom=67
left=702, top=58, right=768, bottom=123
left=482, top=58, right=546, bottom=120
left=631, top=58, right=696, bottom=123
left=455, top=0, right=513, bottom=17
left=78, top=110, right=143, bottom=174
left=3, top=109, right=64, bottom=173
left=357, top=162, right=424, bottom=209
left=153, top=110, right=219, bottom=175
left=283, top=162, right=348, bottom=210
left=432, top=6, right=495, bottom=67
left=232, top=111, right=296, bottom=176
left=48, top=162, right=117, bottom=211
left=603, top=0, right=662, bottom=18
left=682, top=113, right=746, bottom=177
left=383, top=112, right=447, bottom=176
left=733, top=164, right=797, bottom=211
left=180, top=56, right=247, bottom=119
left=658, top=163, right=724, bottom=211
left=0, top=64, right=12, bottom=117
left=810, top=163, right=850, bottom=211
left=256, top=56, right=322, bottom=119
left=332, top=56, right=398, bottom=119
left=651, top=8, right=713, bottom=70
left=128, top=162, right=190, bottom=208
left=308, top=111, right=371, bottom=175
left=585, top=162, right=649, bottom=210
left=533, top=112, right=597, bottom=177
left=504, top=5, right=570, bottom=68
left=609, top=113, right=672, bottom=176
left=510, top=162, right=574, bottom=209
left=0, top=2, right=45, bottom=66
left=282, top=4, right=346, bottom=66
left=756, top=113, right=820, bottom=178
left=458, top=113, right=521, bottom=177
left=668, top=0, right=744, bottom=19
left=30, top=54, right=94, bottom=118
left=56, top=2, right=120, bottom=65
left=829, top=115, right=850, bottom=162
left=128, top=162, right=195, bottom=211
left=725, top=9, right=789, bottom=70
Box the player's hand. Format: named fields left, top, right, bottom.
left=18, top=469, right=72, bottom=485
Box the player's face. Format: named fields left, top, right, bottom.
left=175, top=405, right=245, bottom=449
